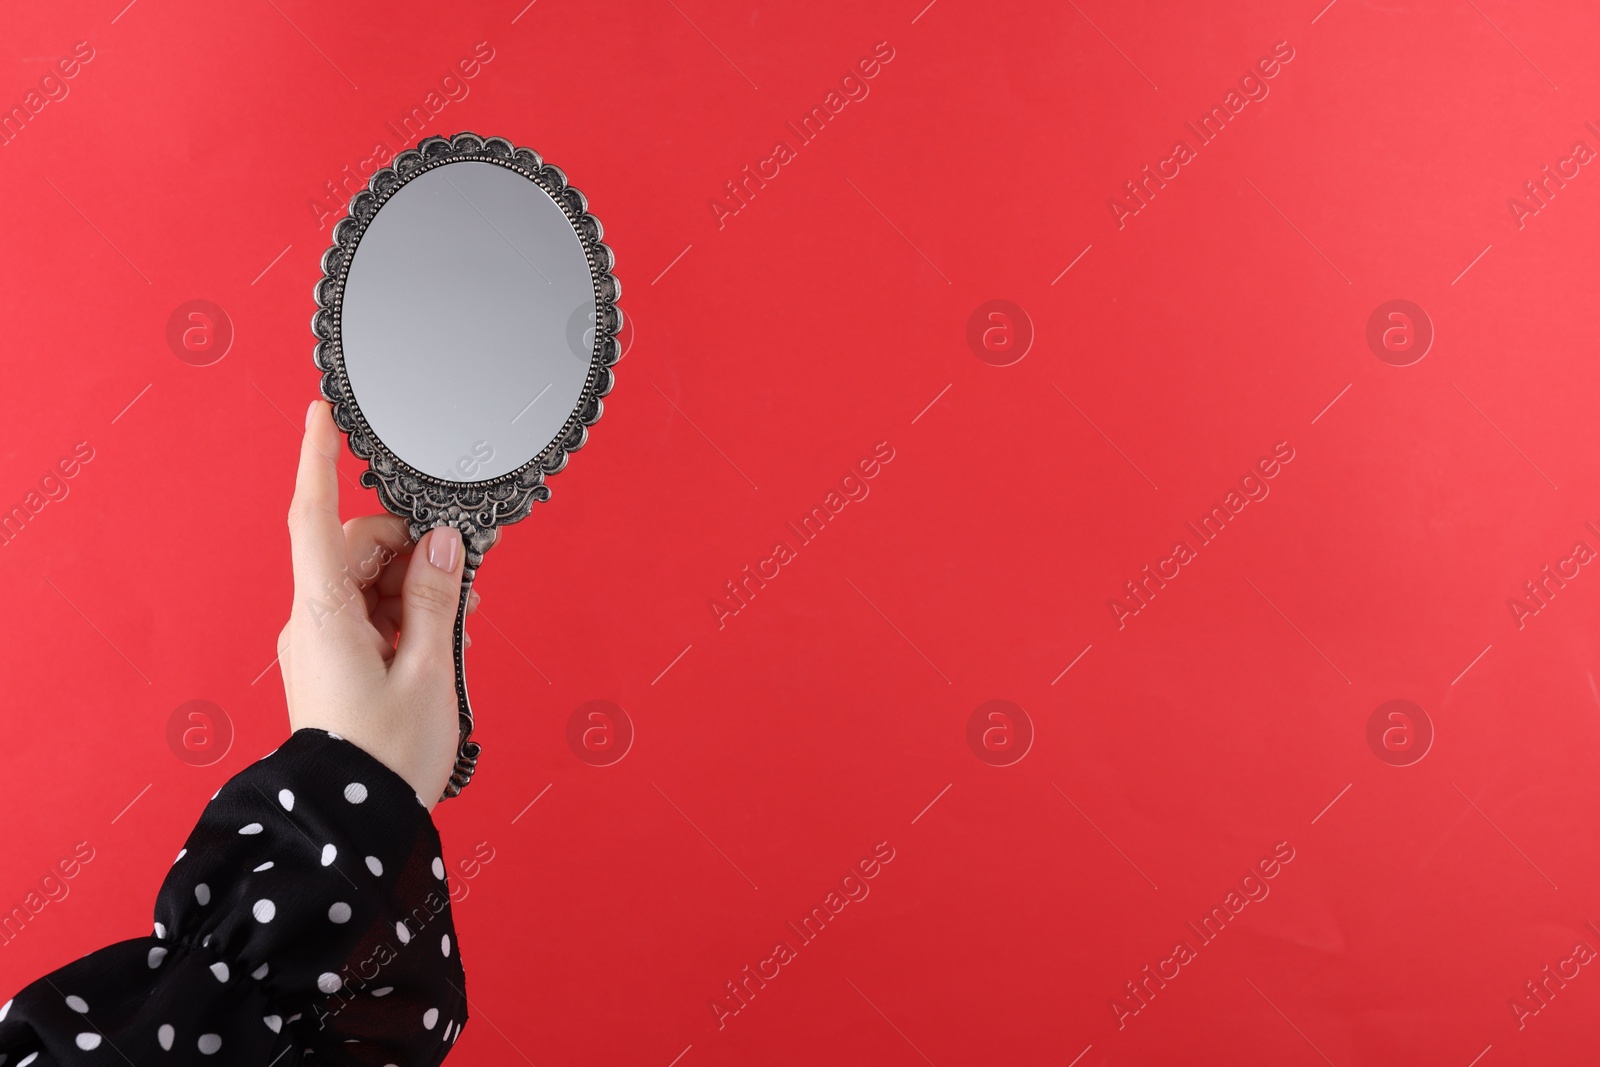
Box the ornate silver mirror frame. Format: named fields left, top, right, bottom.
left=312, top=131, right=622, bottom=800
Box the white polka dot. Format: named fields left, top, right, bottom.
left=251, top=963, right=269, bottom=980
left=316, top=972, right=342, bottom=993
left=75, top=1034, right=101, bottom=1050
left=278, top=788, right=295, bottom=811
left=395, top=922, right=411, bottom=944
left=320, top=844, right=337, bottom=866
left=253, top=899, right=276, bottom=923
left=197, top=1033, right=221, bottom=1055
left=365, top=856, right=383, bottom=876
left=263, top=1015, right=282, bottom=1033
left=432, top=857, right=445, bottom=880
left=449, top=1022, right=460, bottom=1043
left=158, top=1023, right=174, bottom=1050
left=195, top=883, right=211, bottom=905
left=327, top=731, right=343, bottom=740
left=441, top=934, right=451, bottom=958
left=344, top=782, right=368, bottom=804
left=19, top=1053, right=38, bottom=1067
left=372, top=987, right=393, bottom=997
left=147, top=947, right=167, bottom=968
left=328, top=902, right=352, bottom=924
left=65, top=995, right=88, bottom=1013
left=0, top=997, right=10, bottom=1020
left=442, top=1021, right=453, bottom=1042
left=423, top=1008, right=439, bottom=1030
left=238, top=823, right=263, bottom=835
left=210, top=962, right=229, bottom=983
left=174, top=849, right=187, bottom=863
left=153, top=923, right=166, bottom=939
left=253, top=861, right=274, bottom=872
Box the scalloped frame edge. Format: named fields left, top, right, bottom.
left=310, top=130, right=623, bottom=570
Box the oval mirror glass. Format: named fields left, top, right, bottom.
left=340, top=158, right=596, bottom=482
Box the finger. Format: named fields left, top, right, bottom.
left=373, top=595, right=403, bottom=637
left=376, top=549, right=414, bottom=600
left=393, top=526, right=465, bottom=678
left=372, top=526, right=494, bottom=602
left=288, top=401, right=347, bottom=602
left=373, top=594, right=401, bottom=624
left=372, top=602, right=400, bottom=649
left=375, top=528, right=496, bottom=600
left=379, top=556, right=480, bottom=604
left=343, top=515, right=413, bottom=593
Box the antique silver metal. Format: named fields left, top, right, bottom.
left=312, top=131, right=622, bottom=800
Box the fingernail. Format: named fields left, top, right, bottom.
left=305, top=399, right=319, bottom=428
left=463, top=631, right=472, bottom=649
left=466, top=590, right=480, bottom=611
left=428, top=527, right=461, bottom=571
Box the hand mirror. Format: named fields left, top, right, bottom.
left=312, top=132, right=621, bottom=800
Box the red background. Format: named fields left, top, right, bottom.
left=3, top=1, right=1600, bottom=1063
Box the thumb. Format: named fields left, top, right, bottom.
left=394, top=525, right=465, bottom=677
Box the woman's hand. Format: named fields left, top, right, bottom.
left=277, top=400, right=483, bottom=808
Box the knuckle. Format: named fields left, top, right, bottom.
left=406, top=577, right=460, bottom=616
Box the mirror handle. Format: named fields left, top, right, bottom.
left=439, top=565, right=480, bottom=801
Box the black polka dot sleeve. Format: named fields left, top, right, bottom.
left=0, top=729, right=468, bottom=1066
